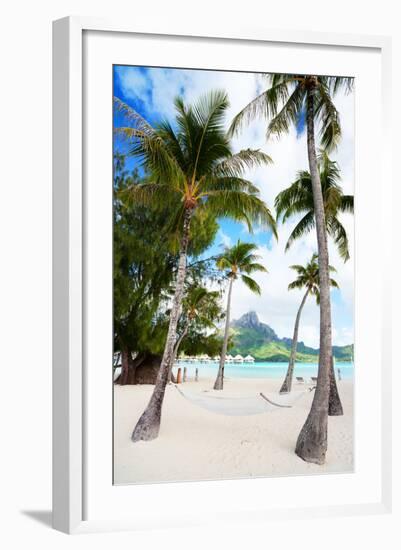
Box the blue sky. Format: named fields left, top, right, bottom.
left=113, top=65, right=355, bottom=347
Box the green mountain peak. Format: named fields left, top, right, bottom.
left=229, top=311, right=353, bottom=362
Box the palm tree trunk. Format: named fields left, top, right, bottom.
left=280, top=289, right=309, bottom=394
left=213, top=276, right=234, bottom=390
left=131, top=207, right=194, bottom=442
left=328, top=356, right=343, bottom=415
left=168, top=322, right=190, bottom=383
left=295, top=84, right=333, bottom=464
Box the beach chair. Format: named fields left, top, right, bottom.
left=311, top=376, right=317, bottom=383
left=295, top=376, right=305, bottom=384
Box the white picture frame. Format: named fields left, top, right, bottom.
left=52, top=16, right=392, bottom=534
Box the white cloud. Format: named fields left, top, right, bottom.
left=115, top=67, right=149, bottom=102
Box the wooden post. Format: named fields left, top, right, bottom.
left=183, top=367, right=187, bottom=382
left=195, top=368, right=199, bottom=382
left=176, top=367, right=182, bottom=384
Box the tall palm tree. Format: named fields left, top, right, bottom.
left=280, top=254, right=338, bottom=394
left=213, top=241, right=267, bottom=390
left=229, top=74, right=353, bottom=464
left=115, top=91, right=277, bottom=441
left=275, top=151, right=353, bottom=261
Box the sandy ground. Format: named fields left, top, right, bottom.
left=113, top=377, right=353, bottom=484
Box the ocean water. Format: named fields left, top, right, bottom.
left=173, top=361, right=354, bottom=380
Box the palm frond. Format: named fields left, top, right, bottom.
left=191, top=90, right=230, bottom=180
left=241, top=274, right=262, bottom=295
left=115, top=125, right=182, bottom=184
left=315, top=82, right=341, bottom=151
left=114, top=97, right=155, bottom=136
left=285, top=211, right=315, bottom=251
left=325, top=76, right=354, bottom=96
left=288, top=279, right=305, bottom=291
left=121, top=181, right=180, bottom=208
left=228, top=79, right=295, bottom=137
left=201, top=177, right=260, bottom=196
left=204, top=191, right=277, bottom=238
left=213, top=149, right=273, bottom=178
left=288, top=253, right=338, bottom=297
left=266, top=83, right=306, bottom=140
left=275, top=175, right=312, bottom=222
left=241, top=262, right=268, bottom=275
left=327, top=216, right=351, bottom=262
left=338, top=195, right=354, bottom=214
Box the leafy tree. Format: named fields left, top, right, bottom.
left=230, top=73, right=353, bottom=464
left=279, top=254, right=338, bottom=394
left=174, top=286, right=222, bottom=357
left=115, top=90, right=276, bottom=441
left=181, top=331, right=228, bottom=358
left=113, top=157, right=220, bottom=384
left=168, top=285, right=223, bottom=380
left=113, top=158, right=177, bottom=384
left=213, top=241, right=268, bottom=390
left=275, top=151, right=353, bottom=261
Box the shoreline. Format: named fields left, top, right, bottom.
left=114, top=377, right=354, bottom=485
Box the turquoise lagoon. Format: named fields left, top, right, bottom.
left=173, top=361, right=354, bottom=380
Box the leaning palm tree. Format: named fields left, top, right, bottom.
left=115, top=91, right=277, bottom=441
left=229, top=74, right=353, bottom=464
left=280, top=254, right=338, bottom=394
left=213, top=241, right=267, bottom=390
left=275, top=151, right=353, bottom=261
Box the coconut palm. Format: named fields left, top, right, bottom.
left=213, top=241, right=268, bottom=390
left=275, top=151, right=353, bottom=261
left=229, top=73, right=353, bottom=464
left=115, top=90, right=276, bottom=441
left=280, top=254, right=338, bottom=394
left=169, top=286, right=222, bottom=380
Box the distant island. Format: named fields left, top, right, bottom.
left=229, top=311, right=353, bottom=362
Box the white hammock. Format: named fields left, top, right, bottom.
left=174, top=385, right=310, bottom=416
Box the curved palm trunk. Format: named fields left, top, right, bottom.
left=132, top=207, right=193, bottom=442
left=168, top=322, right=190, bottom=383
left=295, top=85, right=334, bottom=464
left=280, top=289, right=309, bottom=394
left=213, top=276, right=234, bottom=390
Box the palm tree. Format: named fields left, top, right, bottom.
left=169, top=285, right=222, bottom=380
left=230, top=74, right=353, bottom=464
left=280, top=254, right=338, bottom=394
left=275, top=151, right=353, bottom=261
left=115, top=91, right=277, bottom=441
left=213, top=241, right=267, bottom=390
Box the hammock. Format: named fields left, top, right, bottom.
left=174, top=385, right=310, bottom=416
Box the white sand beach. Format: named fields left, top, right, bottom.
left=113, top=377, right=353, bottom=485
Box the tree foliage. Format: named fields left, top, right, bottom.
left=115, top=91, right=277, bottom=238
left=217, top=240, right=268, bottom=294
left=113, top=155, right=221, bottom=357
left=229, top=74, right=354, bottom=152
left=288, top=253, right=339, bottom=305
left=275, top=152, right=354, bottom=261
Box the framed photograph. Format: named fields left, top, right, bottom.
left=52, top=16, right=392, bottom=534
